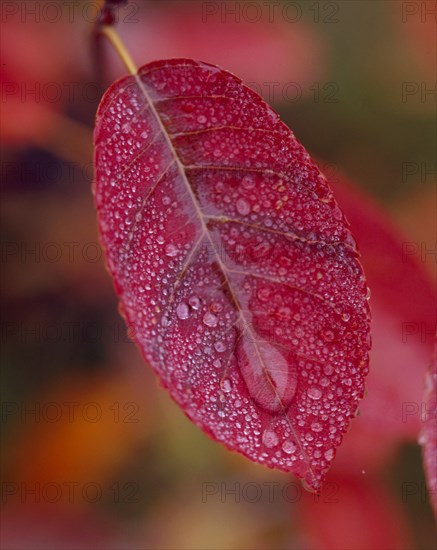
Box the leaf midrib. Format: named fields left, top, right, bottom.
left=131, top=70, right=317, bottom=486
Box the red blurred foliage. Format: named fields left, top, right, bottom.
left=0, top=17, right=88, bottom=145
left=298, top=473, right=412, bottom=550
left=327, top=175, right=435, bottom=473
left=420, top=336, right=437, bottom=516
left=115, top=2, right=327, bottom=93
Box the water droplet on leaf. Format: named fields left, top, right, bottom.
left=282, top=440, right=296, bottom=454
left=176, top=303, right=190, bottom=320
left=262, top=429, right=279, bottom=448
left=221, top=379, right=232, bottom=393
left=203, top=311, right=218, bottom=327
left=307, top=387, right=322, bottom=400
left=165, top=244, right=178, bottom=257
left=236, top=198, right=250, bottom=216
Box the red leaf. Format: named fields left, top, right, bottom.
left=93, top=59, right=370, bottom=491
left=420, top=336, right=437, bottom=516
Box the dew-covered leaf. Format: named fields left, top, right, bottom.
left=93, top=59, right=371, bottom=491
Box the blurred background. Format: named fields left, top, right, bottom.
left=1, top=1, right=436, bottom=548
